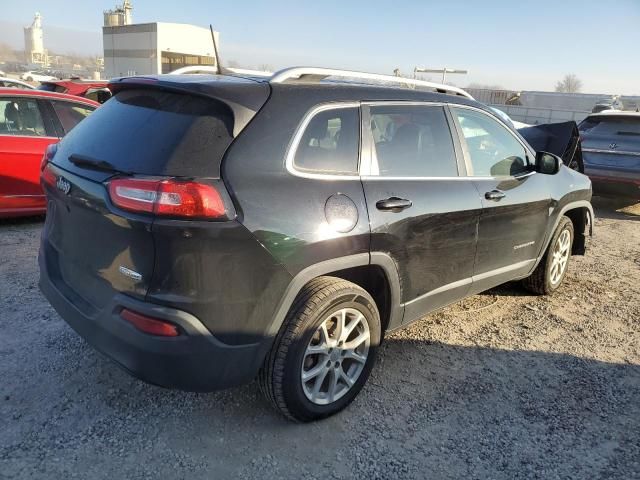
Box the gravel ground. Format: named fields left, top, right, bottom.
left=1, top=197, right=639, bottom=480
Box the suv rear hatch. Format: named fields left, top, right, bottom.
left=580, top=115, right=640, bottom=175
left=41, top=76, right=270, bottom=314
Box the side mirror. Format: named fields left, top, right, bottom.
left=535, top=151, right=561, bottom=175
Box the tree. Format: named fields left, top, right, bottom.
left=257, top=64, right=274, bottom=73
left=555, top=74, right=583, bottom=93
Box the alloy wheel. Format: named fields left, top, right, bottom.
left=301, top=307, right=370, bottom=405
left=550, top=229, right=571, bottom=285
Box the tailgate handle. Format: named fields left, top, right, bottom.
left=376, top=197, right=413, bottom=212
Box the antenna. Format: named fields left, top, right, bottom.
left=210, top=24, right=227, bottom=75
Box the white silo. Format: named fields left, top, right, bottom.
left=24, top=13, right=46, bottom=65
left=103, top=0, right=133, bottom=27
left=123, top=0, right=133, bottom=25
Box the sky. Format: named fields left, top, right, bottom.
left=1, top=0, right=639, bottom=94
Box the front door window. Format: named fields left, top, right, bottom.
left=452, top=107, right=529, bottom=177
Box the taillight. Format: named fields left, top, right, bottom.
left=41, top=162, right=57, bottom=188
left=120, top=308, right=180, bottom=337
left=41, top=143, right=58, bottom=171
left=108, top=178, right=228, bottom=219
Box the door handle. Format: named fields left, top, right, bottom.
left=485, top=190, right=506, bottom=201
left=376, top=197, right=413, bottom=212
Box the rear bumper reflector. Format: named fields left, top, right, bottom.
left=120, top=308, right=180, bottom=337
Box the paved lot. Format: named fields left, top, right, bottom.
left=1, top=197, right=639, bottom=479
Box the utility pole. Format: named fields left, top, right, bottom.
left=414, top=67, right=468, bottom=84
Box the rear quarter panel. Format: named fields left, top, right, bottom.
left=0, top=135, right=55, bottom=215
left=221, top=86, right=371, bottom=276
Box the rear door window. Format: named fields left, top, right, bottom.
left=293, top=106, right=359, bottom=174
left=369, top=105, right=458, bottom=177
left=85, top=88, right=112, bottom=103
left=51, top=101, right=95, bottom=134
left=0, top=97, right=47, bottom=136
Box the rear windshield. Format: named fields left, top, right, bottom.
left=57, top=89, right=234, bottom=177
left=579, top=116, right=640, bottom=136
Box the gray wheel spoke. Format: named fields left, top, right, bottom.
left=343, top=349, right=367, bottom=364
left=339, top=368, right=354, bottom=387
left=333, top=310, right=346, bottom=345
left=305, top=344, right=329, bottom=356
left=343, top=331, right=368, bottom=350
left=302, top=363, right=326, bottom=381
left=341, top=313, right=363, bottom=342
left=310, top=368, right=329, bottom=400
left=327, top=369, right=340, bottom=402
left=320, top=322, right=331, bottom=346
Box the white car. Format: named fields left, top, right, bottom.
left=490, top=107, right=531, bottom=129
left=0, top=77, right=36, bottom=89
left=20, top=71, right=57, bottom=82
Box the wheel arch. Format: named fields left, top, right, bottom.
left=565, top=205, right=593, bottom=255
left=532, top=200, right=594, bottom=271
left=265, top=253, right=403, bottom=342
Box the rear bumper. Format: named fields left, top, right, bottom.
left=39, top=253, right=268, bottom=392
left=585, top=171, right=640, bottom=199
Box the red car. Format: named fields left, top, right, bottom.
left=38, top=78, right=112, bottom=103
left=0, top=88, right=99, bottom=217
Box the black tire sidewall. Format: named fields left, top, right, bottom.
left=281, top=288, right=380, bottom=421
left=544, top=218, right=574, bottom=292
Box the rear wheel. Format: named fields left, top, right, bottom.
left=523, top=216, right=574, bottom=295
left=259, top=276, right=380, bottom=422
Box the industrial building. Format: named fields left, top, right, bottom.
left=102, top=0, right=218, bottom=78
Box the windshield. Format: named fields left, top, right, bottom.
left=579, top=116, right=640, bottom=136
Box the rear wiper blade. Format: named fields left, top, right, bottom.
left=68, top=154, right=131, bottom=175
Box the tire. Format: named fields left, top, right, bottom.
left=259, top=276, right=381, bottom=422
left=522, top=216, right=574, bottom=295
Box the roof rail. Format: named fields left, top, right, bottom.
left=269, top=67, right=474, bottom=100
left=168, top=66, right=272, bottom=77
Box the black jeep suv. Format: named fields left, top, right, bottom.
left=39, top=68, right=593, bottom=422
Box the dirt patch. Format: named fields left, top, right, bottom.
left=1, top=198, right=639, bottom=479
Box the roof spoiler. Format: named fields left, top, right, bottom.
left=108, top=76, right=270, bottom=138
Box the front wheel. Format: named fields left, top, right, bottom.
left=522, top=216, right=574, bottom=295
left=259, top=276, right=380, bottom=422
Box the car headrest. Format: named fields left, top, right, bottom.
left=4, top=102, right=19, bottom=123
